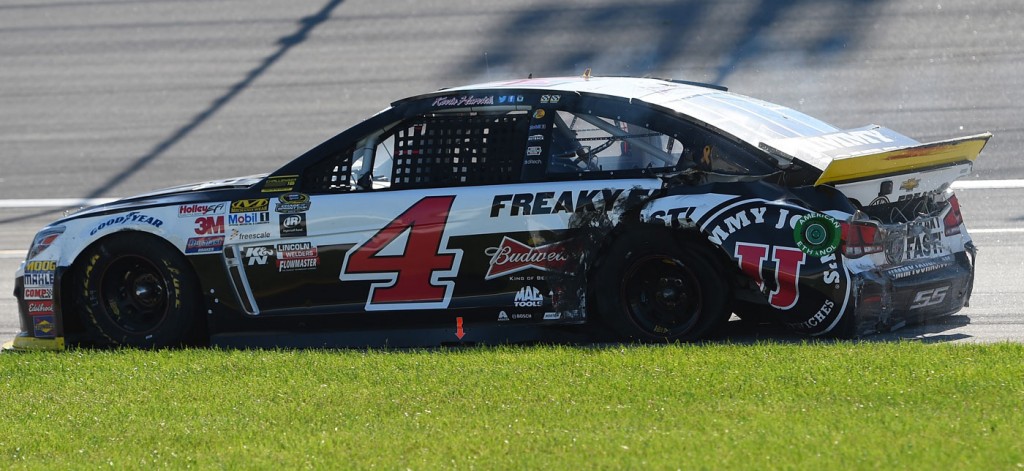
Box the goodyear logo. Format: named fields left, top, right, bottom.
left=231, top=198, right=270, bottom=213
left=25, top=260, right=57, bottom=272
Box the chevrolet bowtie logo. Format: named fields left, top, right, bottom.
left=900, top=178, right=920, bottom=191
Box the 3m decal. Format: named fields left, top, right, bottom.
left=484, top=237, right=569, bottom=280
left=735, top=243, right=806, bottom=310
left=340, top=196, right=463, bottom=310
left=194, top=216, right=225, bottom=235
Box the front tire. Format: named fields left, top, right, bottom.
left=74, top=234, right=200, bottom=348
left=592, top=229, right=729, bottom=342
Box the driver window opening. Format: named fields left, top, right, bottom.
left=547, top=110, right=685, bottom=174
left=367, top=110, right=528, bottom=190
left=349, top=130, right=395, bottom=191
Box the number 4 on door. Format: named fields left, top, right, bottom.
left=340, top=196, right=464, bottom=311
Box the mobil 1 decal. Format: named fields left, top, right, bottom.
left=701, top=200, right=850, bottom=335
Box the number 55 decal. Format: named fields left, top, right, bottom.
left=340, top=196, right=463, bottom=311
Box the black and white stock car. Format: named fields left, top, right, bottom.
left=8, top=76, right=990, bottom=350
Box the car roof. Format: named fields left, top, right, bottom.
left=428, top=76, right=842, bottom=149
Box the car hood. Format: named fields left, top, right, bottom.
left=56, top=174, right=267, bottom=222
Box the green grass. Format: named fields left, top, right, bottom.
left=1, top=343, right=1023, bottom=469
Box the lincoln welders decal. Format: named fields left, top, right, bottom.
left=701, top=200, right=851, bottom=335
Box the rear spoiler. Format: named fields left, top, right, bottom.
left=813, top=133, right=991, bottom=186
left=759, top=126, right=992, bottom=186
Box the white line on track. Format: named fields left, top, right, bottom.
left=0, top=198, right=119, bottom=208
left=968, top=228, right=1024, bottom=234
left=0, top=181, right=1020, bottom=209
left=0, top=250, right=26, bottom=259
left=952, top=180, right=1024, bottom=190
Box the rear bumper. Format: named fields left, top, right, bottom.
left=848, top=244, right=976, bottom=336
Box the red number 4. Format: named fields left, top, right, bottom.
left=340, top=196, right=463, bottom=310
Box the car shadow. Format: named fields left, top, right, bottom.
left=708, top=314, right=973, bottom=344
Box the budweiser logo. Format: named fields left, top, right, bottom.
left=484, top=237, right=569, bottom=280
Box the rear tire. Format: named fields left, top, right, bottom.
left=74, top=234, right=200, bottom=348
left=592, top=228, right=729, bottom=342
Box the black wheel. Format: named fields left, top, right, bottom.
left=592, top=229, right=729, bottom=342
left=74, top=234, right=201, bottom=348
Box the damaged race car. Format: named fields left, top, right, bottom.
left=8, top=76, right=990, bottom=350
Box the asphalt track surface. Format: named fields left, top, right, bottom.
left=1, top=0, right=1022, bottom=344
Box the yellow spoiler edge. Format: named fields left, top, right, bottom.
left=815, top=133, right=992, bottom=186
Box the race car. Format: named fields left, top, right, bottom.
left=7, top=75, right=990, bottom=350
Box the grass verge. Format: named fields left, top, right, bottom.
left=1, top=342, right=1022, bottom=469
